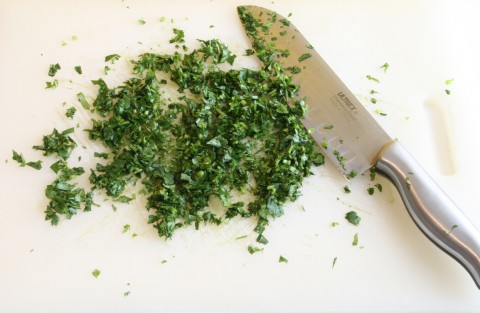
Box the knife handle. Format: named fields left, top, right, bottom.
left=375, top=140, right=480, bottom=288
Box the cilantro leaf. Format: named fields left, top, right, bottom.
left=345, top=211, right=361, bottom=226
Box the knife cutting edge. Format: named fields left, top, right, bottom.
left=237, top=5, right=480, bottom=289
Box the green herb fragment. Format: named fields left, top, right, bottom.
left=375, top=109, right=387, bottom=116
left=332, top=257, right=338, bottom=268
left=77, top=92, right=90, bottom=110
left=48, top=63, right=61, bottom=77
left=257, top=234, right=269, bottom=245
left=132, top=233, right=138, bottom=237
left=235, top=235, right=247, bottom=240
left=331, top=222, right=339, bottom=227
left=445, top=89, right=451, bottom=95
left=32, top=128, right=76, bottom=160
left=248, top=245, right=264, bottom=255
left=345, top=211, right=361, bottom=226
left=159, top=16, right=166, bottom=22
left=287, top=66, right=301, bottom=74
left=323, top=124, right=334, bottom=130
left=279, top=30, right=287, bottom=36
left=72, top=35, right=78, bottom=41
left=444, top=224, right=458, bottom=236
left=161, top=260, right=167, bottom=264
left=348, top=170, right=357, bottom=179
left=124, top=291, right=130, bottom=297
left=369, top=168, right=376, bottom=181
left=45, top=80, right=58, bottom=89
left=209, top=25, right=215, bottom=28
left=375, top=183, right=383, bottom=192
left=74, top=66, right=83, bottom=74
left=26, top=161, right=42, bottom=170
left=279, top=255, right=288, bottom=263
left=105, top=54, right=121, bottom=64
left=370, top=98, right=377, bottom=104
left=138, top=18, right=146, bottom=25
left=366, top=75, right=380, bottom=83
left=92, top=269, right=101, bottom=278
left=370, top=90, right=378, bottom=94
left=104, top=66, right=111, bottom=75
left=333, top=150, right=346, bottom=170
left=94, top=152, right=109, bottom=159
left=169, top=28, right=185, bottom=43
left=298, top=53, right=312, bottom=62
left=198, top=39, right=236, bottom=65
left=12, top=150, right=26, bottom=167
left=66, top=107, right=77, bottom=119
left=380, top=62, right=389, bottom=73
left=352, top=233, right=359, bottom=246
left=343, top=185, right=351, bottom=194
left=61, top=41, right=67, bottom=46
left=405, top=176, right=412, bottom=189
left=122, top=224, right=130, bottom=233
left=445, top=78, right=454, bottom=85
left=367, top=187, right=374, bottom=195
left=279, top=18, right=290, bottom=26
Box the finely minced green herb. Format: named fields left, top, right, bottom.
left=33, top=128, right=76, bottom=160
left=445, top=78, right=453, bottom=95
left=367, top=187, right=374, bottom=195
left=77, top=92, right=90, bottom=110
left=105, top=54, right=121, bottom=64
left=45, top=80, right=58, bottom=89
left=375, top=183, right=383, bottom=192
left=444, top=224, right=458, bottom=236
left=343, top=185, right=351, bottom=194
left=74, top=66, right=83, bottom=74
left=94, top=152, right=109, bottom=159
left=298, top=53, right=312, bottom=62
left=369, top=168, right=376, bottom=181
left=92, top=269, right=101, bottom=278
left=12, top=150, right=26, bottom=167
left=18, top=7, right=325, bottom=248
left=122, top=224, right=130, bottom=233
left=235, top=235, right=248, bottom=240
left=248, top=245, right=263, bottom=254
left=375, top=109, right=387, bottom=116
left=104, top=66, right=111, bottom=75
left=66, top=107, right=77, bottom=119
left=332, top=257, right=338, bottom=268
left=26, top=161, right=42, bottom=170
left=279, top=255, right=288, bottom=263
left=352, top=233, right=359, bottom=246
left=331, top=222, right=339, bottom=227
left=370, top=98, right=377, bottom=104
left=366, top=75, right=379, bottom=83
left=48, top=63, right=61, bottom=77
left=138, top=18, right=146, bottom=25
left=380, top=62, right=389, bottom=73
left=345, top=211, right=361, bottom=226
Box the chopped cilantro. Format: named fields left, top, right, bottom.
left=331, top=222, right=339, bottom=227
left=12, top=150, right=26, bottom=167
left=48, top=63, right=61, bottom=77
left=92, top=269, right=101, bottom=278
left=345, top=211, right=361, bottom=226
left=352, top=233, right=359, bottom=246
left=248, top=245, right=263, bottom=254
left=375, top=183, right=383, bottom=192
left=45, top=80, right=58, bottom=89
left=74, top=66, right=83, bottom=74
left=32, top=128, right=76, bottom=160
left=366, top=75, right=380, bottom=83
left=298, top=53, right=312, bottom=62
left=343, top=185, right=351, bottom=194
left=77, top=92, right=90, bottom=110
left=332, top=257, right=338, bottom=268
left=367, top=187, right=374, bottom=195
left=122, top=224, right=130, bottom=233
left=138, top=18, right=146, bottom=25
left=279, top=255, right=288, bottom=263
left=380, top=62, right=389, bottom=73
left=105, top=54, right=121, bottom=64
left=66, top=107, right=77, bottom=119
left=26, top=161, right=42, bottom=170
left=169, top=28, right=185, bottom=43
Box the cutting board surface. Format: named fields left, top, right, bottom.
left=1, top=0, right=480, bottom=312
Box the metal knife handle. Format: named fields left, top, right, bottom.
left=375, top=140, right=480, bottom=288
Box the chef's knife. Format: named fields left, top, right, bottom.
left=237, top=5, right=480, bottom=288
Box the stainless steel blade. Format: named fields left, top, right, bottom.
left=238, top=5, right=392, bottom=178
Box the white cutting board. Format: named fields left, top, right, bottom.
left=1, top=0, right=480, bottom=312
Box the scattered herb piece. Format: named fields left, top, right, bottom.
left=332, top=257, right=338, bottom=268
left=444, top=224, right=458, bottom=236
left=72, top=35, right=78, bottom=41
left=380, top=62, right=389, bottom=73
left=169, top=28, right=185, bottom=43
left=32, top=128, right=76, bottom=160
left=138, top=18, right=146, bottom=25
left=12, top=150, right=26, bottom=167
left=66, top=107, right=77, bottom=119
left=74, top=66, right=83, bottom=74
left=352, top=233, right=359, bottom=246
left=323, top=124, right=334, bottom=130
left=345, top=211, right=361, bottom=226
left=369, top=168, right=376, bottom=181
left=375, top=183, right=383, bottom=192
left=298, top=53, right=312, bottom=62
left=370, top=98, right=377, bottom=104
left=248, top=245, right=264, bottom=255
left=48, top=63, right=61, bottom=77
left=235, top=235, right=248, bottom=240
left=124, top=291, right=130, bottom=297
left=26, top=161, right=42, bottom=170
left=405, top=176, right=412, bottom=189
left=94, top=152, right=109, bottom=159
left=159, top=16, right=166, bottom=22
left=366, top=75, right=380, bottom=83
left=367, top=187, right=374, bottom=195
left=105, top=54, right=121, bottom=64
left=122, top=224, right=130, bottom=233
left=331, top=222, right=339, bottom=227
left=348, top=170, right=357, bottom=179
left=343, top=185, right=351, bottom=194
left=279, top=255, right=288, bottom=263
left=92, top=269, right=101, bottom=278
left=375, top=109, right=387, bottom=116
left=45, top=80, right=58, bottom=89
left=161, top=260, right=167, bottom=264
left=77, top=92, right=90, bottom=110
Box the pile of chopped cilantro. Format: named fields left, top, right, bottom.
left=14, top=11, right=324, bottom=246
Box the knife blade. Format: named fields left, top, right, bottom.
left=237, top=5, right=480, bottom=288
